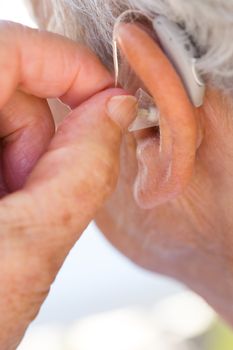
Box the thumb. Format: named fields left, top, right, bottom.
left=2, top=88, right=138, bottom=275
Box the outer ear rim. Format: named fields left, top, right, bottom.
left=116, top=24, right=199, bottom=208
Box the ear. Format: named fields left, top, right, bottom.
left=116, top=24, right=203, bottom=208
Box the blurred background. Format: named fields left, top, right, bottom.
left=1, top=1, right=233, bottom=349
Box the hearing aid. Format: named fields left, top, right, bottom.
left=153, top=15, right=205, bottom=108
left=113, top=11, right=206, bottom=132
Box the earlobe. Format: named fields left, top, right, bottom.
left=116, top=24, right=201, bottom=208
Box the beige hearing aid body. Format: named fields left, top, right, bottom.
left=153, top=15, right=205, bottom=108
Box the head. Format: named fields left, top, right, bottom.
left=27, top=0, right=233, bottom=319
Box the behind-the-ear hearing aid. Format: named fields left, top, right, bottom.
left=153, top=15, right=205, bottom=108
left=113, top=11, right=206, bottom=132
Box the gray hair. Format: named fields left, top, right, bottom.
left=27, top=0, right=233, bottom=93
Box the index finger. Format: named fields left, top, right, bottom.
left=0, top=21, right=114, bottom=108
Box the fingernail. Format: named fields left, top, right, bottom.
left=107, top=95, right=138, bottom=131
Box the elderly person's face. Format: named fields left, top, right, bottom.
left=29, top=0, right=233, bottom=323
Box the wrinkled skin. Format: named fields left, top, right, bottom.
left=1, top=8, right=233, bottom=350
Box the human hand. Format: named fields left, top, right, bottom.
left=96, top=24, right=233, bottom=325
left=0, top=22, right=137, bottom=349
